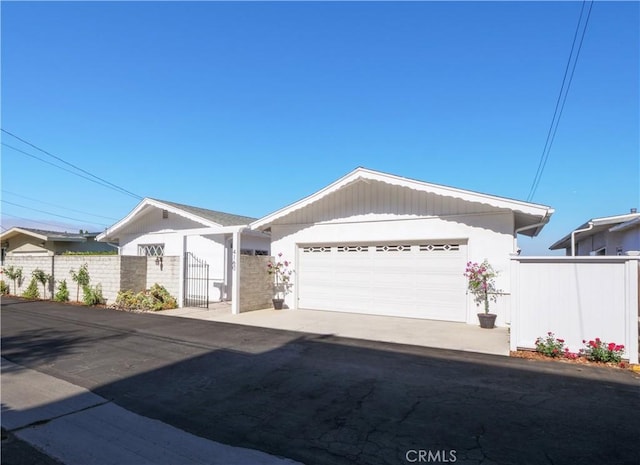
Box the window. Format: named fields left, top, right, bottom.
left=138, top=243, right=165, bottom=256
left=162, top=209, right=169, bottom=219
left=240, top=249, right=270, bottom=256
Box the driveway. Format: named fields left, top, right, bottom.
left=1, top=298, right=639, bottom=465
left=157, top=304, right=510, bottom=356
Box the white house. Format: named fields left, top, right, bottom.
left=97, top=198, right=270, bottom=308
left=549, top=210, right=640, bottom=256
left=251, top=167, right=554, bottom=326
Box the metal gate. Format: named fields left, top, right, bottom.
left=184, top=252, right=209, bottom=308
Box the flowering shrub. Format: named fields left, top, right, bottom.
left=533, top=332, right=626, bottom=366
left=580, top=338, right=625, bottom=364
left=535, top=332, right=566, bottom=358
left=267, top=253, right=294, bottom=298
left=463, top=260, right=501, bottom=314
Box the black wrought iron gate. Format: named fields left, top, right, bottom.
left=184, top=252, right=209, bottom=308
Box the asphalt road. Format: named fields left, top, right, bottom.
left=1, top=297, right=639, bottom=465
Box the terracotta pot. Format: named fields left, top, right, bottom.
left=477, top=313, right=497, bottom=329
left=272, top=298, right=284, bottom=310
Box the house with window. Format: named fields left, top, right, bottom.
left=0, top=227, right=116, bottom=263
left=96, top=198, right=270, bottom=304
left=549, top=210, right=640, bottom=256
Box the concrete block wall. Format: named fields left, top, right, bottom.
left=2, top=256, right=55, bottom=298
left=146, top=256, right=180, bottom=298
left=2, top=256, right=149, bottom=304
left=55, top=256, right=141, bottom=304
left=239, top=255, right=273, bottom=312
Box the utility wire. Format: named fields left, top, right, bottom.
left=2, top=142, right=135, bottom=196
left=0, top=213, right=95, bottom=232
left=1, top=200, right=110, bottom=227
left=1, top=129, right=143, bottom=200
left=527, top=0, right=594, bottom=202
left=1, top=189, right=119, bottom=221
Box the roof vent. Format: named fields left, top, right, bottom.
left=631, top=208, right=637, bottom=214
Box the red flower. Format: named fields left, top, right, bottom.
left=608, top=342, right=616, bottom=351
left=557, top=339, right=564, bottom=343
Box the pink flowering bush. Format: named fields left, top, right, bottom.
left=463, top=260, right=501, bottom=314
left=534, top=332, right=626, bottom=365
left=535, top=332, right=566, bottom=358
left=267, top=253, right=294, bottom=298
left=580, top=338, right=625, bottom=364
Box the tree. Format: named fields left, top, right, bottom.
left=3, top=265, right=23, bottom=295
left=70, top=263, right=90, bottom=302
left=32, top=268, right=52, bottom=299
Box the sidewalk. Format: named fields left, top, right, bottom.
left=1, top=358, right=301, bottom=465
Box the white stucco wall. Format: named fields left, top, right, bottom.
left=269, top=211, right=515, bottom=326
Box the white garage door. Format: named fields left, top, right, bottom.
left=298, top=242, right=467, bottom=321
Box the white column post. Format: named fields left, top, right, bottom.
left=178, top=234, right=186, bottom=307
left=231, top=229, right=242, bottom=314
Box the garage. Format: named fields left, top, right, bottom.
left=297, top=241, right=467, bottom=321
left=251, top=167, right=554, bottom=327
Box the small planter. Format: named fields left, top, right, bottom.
left=272, top=298, right=284, bottom=310
left=477, top=313, right=497, bottom=329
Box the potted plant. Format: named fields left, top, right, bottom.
left=464, top=260, right=501, bottom=329
left=267, top=253, right=293, bottom=309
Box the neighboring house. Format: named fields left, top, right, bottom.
left=96, top=198, right=270, bottom=303
left=0, top=227, right=116, bottom=263
left=251, top=167, right=554, bottom=326
left=549, top=210, right=640, bottom=256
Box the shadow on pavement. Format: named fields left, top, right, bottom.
left=2, top=297, right=639, bottom=465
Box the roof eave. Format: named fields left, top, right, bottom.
left=96, top=198, right=223, bottom=242
left=251, top=167, right=554, bottom=231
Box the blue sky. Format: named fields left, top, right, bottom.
left=1, top=1, right=638, bottom=255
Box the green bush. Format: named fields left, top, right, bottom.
left=54, top=279, right=70, bottom=302
left=22, top=277, right=40, bottom=299
left=82, top=284, right=105, bottom=306
left=0, top=280, right=9, bottom=295
left=115, top=284, right=178, bottom=312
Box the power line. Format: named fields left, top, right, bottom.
left=1, top=189, right=119, bottom=221
left=2, top=142, right=133, bottom=195
left=0, top=213, right=94, bottom=232
left=1, top=200, right=110, bottom=227
left=1, top=129, right=143, bottom=200
left=527, top=0, right=594, bottom=202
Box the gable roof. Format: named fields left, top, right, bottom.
left=549, top=212, right=640, bottom=250
left=0, top=227, right=96, bottom=243
left=96, top=198, right=257, bottom=242
left=251, top=167, right=554, bottom=236
left=150, top=199, right=257, bottom=226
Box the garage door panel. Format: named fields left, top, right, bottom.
left=298, top=242, right=467, bottom=321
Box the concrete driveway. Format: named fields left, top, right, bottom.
left=157, top=305, right=510, bottom=356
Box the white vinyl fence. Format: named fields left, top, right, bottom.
left=510, top=257, right=639, bottom=364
